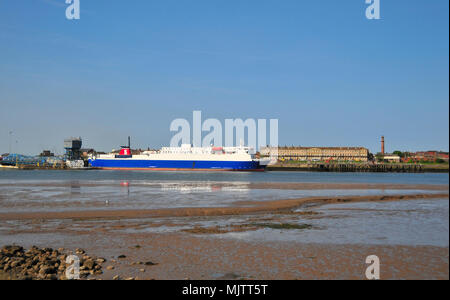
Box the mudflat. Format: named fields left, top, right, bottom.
left=0, top=181, right=448, bottom=280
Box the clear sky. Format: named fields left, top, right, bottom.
left=0, top=0, right=448, bottom=155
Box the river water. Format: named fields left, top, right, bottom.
left=0, top=169, right=448, bottom=185
left=0, top=170, right=447, bottom=212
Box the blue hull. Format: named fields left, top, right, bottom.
left=88, top=159, right=264, bottom=171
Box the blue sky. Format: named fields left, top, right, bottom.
left=0, top=0, right=448, bottom=155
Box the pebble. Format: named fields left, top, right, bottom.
left=0, top=245, right=104, bottom=280
left=1, top=245, right=157, bottom=281
left=96, top=258, right=106, bottom=264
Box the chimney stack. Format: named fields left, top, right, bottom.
left=381, top=136, right=385, bottom=155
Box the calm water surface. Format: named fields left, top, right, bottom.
left=0, top=169, right=448, bottom=185
left=0, top=170, right=447, bottom=212
left=220, top=199, right=450, bottom=247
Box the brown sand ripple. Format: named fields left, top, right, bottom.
left=0, top=192, right=447, bottom=221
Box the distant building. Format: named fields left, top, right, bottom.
left=381, top=154, right=401, bottom=163
left=411, top=151, right=449, bottom=162
left=80, top=148, right=96, bottom=158
left=39, top=150, right=54, bottom=157
left=260, top=146, right=370, bottom=162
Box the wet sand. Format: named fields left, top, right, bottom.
left=0, top=182, right=448, bottom=280
left=0, top=192, right=447, bottom=221
left=0, top=230, right=448, bottom=280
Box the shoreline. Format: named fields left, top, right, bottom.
left=267, top=163, right=449, bottom=173
left=1, top=181, right=448, bottom=190
left=1, top=165, right=449, bottom=173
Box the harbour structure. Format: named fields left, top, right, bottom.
left=39, top=150, right=54, bottom=157
left=64, top=137, right=82, bottom=161
left=0, top=154, right=64, bottom=168
left=64, top=137, right=89, bottom=168
left=260, top=146, right=370, bottom=162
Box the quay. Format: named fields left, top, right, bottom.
left=267, top=163, right=448, bottom=173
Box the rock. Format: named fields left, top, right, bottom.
left=145, top=261, right=157, bottom=266
left=1, top=245, right=24, bottom=256
left=75, top=248, right=85, bottom=255
left=96, top=258, right=106, bottom=264
left=117, top=255, right=126, bottom=259
left=139, top=269, right=145, bottom=272
left=39, top=266, right=56, bottom=275
left=83, top=259, right=95, bottom=270
left=113, top=275, right=120, bottom=280
left=106, top=265, right=115, bottom=270
left=10, top=260, right=21, bottom=268
left=0, top=245, right=106, bottom=280
left=46, top=274, right=58, bottom=280
left=80, top=270, right=90, bottom=278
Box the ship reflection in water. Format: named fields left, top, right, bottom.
left=70, top=182, right=81, bottom=195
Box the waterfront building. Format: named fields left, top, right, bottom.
left=381, top=154, right=401, bottom=163
left=260, top=146, right=370, bottom=162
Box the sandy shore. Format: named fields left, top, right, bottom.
left=0, top=182, right=448, bottom=280
left=1, top=230, right=448, bottom=280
